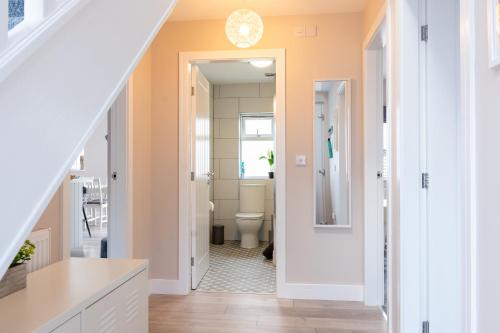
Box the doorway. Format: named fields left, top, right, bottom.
left=64, top=85, right=133, bottom=260
left=364, top=11, right=390, bottom=315
left=178, top=49, right=286, bottom=296
left=191, top=62, right=276, bottom=293
left=69, top=113, right=109, bottom=258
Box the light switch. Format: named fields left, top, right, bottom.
left=295, top=155, right=307, bottom=166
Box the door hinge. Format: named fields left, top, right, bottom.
left=421, top=25, right=429, bottom=42
left=422, top=172, right=430, bottom=189
left=191, top=171, right=195, bottom=181
left=191, top=86, right=195, bottom=96
left=191, top=257, right=194, bottom=266
left=422, top=321, right=430, bottom=333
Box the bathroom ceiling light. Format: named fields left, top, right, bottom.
left=225, top=9, right=264, bottom=48
left=249, top=60, right=273, bottom=68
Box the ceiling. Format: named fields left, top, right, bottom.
left=198, top=61, right=276, bottom=84
left=169, top=0, right=369, bottom=21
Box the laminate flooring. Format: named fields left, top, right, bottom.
left=150, top=292, right=387, bottom=333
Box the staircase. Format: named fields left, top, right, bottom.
left=0, top=0, right=177, bottom=278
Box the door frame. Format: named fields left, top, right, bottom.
left=178, top=49, right=286, bottom=296
left=394, top=0, right=476, bottom=331
left=190, top=65, right=211, bottom=290
left=363, top=4, right=388, bottom=307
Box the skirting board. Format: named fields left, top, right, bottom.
left=150, top=279, right=188, bottom=295
left=278, top=283, right=364, bottom=302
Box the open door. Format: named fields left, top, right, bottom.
left=191, top=65, right=211, bottom=289
left=423, top=0, right=461, bottom=331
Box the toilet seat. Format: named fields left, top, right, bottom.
left=235, top=212, right=264, bottom=220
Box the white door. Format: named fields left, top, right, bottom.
left=108, top=86, right=131, bottom=258
left=422, top=0, right=461, bottom=331
left=191, top=65, right=211, bottom=289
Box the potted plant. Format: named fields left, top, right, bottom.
left=0, top=240, right=35, bottom=299
left=259, top=149, right=275, bottom=179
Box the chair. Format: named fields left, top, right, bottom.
left=84, top=178, right=108, bottom=229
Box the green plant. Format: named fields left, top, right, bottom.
left=10, top=240, right=36, bottom=268
left=259, top=149, right=274, bottom=171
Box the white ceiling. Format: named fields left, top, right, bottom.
left=198, top=61, right=276, bottom=84
left=170, top=0, right=369, bottom=21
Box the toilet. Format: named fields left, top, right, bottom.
left=235, top=184, right=265, bottom=249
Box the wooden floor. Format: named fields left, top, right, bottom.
left=149, top=292, right=387, bottom=333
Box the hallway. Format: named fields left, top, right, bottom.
left=149, top=292, right=386, bottom=333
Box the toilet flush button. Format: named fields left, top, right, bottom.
left=295, top=155, right=307, bottom=166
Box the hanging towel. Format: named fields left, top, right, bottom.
left=327, top=138, right=334, bottom=159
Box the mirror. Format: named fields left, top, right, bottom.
left=313, top=80, right=351, bottom=227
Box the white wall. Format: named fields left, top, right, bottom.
left=212, top=83, right=275, bottom=241
left=474, top=1, right=500, bottom=331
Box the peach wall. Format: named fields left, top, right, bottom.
left=149, top=13, right=365, bottom=284
left=34, top=187, right=62, bottom=264
left=131, top=49, right=154, bottom=264
left=363, top=0, right=386, bottom=39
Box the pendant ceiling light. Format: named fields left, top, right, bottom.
left=225, top=9, right=264, bottom=48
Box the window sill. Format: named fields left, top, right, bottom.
left=240, top=177, right=272, bottom=180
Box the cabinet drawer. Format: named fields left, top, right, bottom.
left=51, top=314, right=81, bottom=333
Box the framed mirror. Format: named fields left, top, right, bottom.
left=313, top=80, right=351, bottom=228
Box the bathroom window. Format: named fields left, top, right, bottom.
left=8, top=0, right=25, bottom=31
left=240, top=114, right=275, bottom=179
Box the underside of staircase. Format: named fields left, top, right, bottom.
left=0, top=0, right=177, bottom=278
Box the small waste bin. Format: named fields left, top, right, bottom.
left=212, top=225, right=224, bottom=245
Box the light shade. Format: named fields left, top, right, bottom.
left=225, top=9, right=264, bottom=48
left=250, top=60, right=274, bottom=68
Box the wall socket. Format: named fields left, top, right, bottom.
left=294, top=25, right=306, bottom=38
left=306, top=25, right=317, bottom=37
left=294, top=25, right=317, bottom=38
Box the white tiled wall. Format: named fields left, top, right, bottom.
left=212, top=82, right=276, bottom=241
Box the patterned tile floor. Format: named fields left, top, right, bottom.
left=197, top=241, right=276, bottom=294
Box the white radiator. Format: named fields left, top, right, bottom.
left=26, top=229, right=51, bottom=273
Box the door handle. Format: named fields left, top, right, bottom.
left=206, top=171, right=215, bottom=185
left=318, top=169, right=326, bottom=176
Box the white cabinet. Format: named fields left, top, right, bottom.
left=0, top=259, right=148, bottom=333
left=83, top=272, right=148, bottom=333
left=51, top=314, right=81, bottom=333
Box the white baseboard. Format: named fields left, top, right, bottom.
left=278, top=283, right=364, bottom=301
left=150, top=279, right=188, bottom=295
